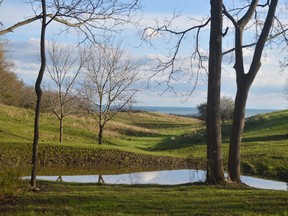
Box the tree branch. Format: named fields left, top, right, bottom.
left=0, top=15, right=43, bottom=35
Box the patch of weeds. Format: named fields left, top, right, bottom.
left=0, top=166, right=28, bottom=200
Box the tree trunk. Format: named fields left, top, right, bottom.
left=206, top=0, right=225, bottom=184
left=59, top=117, right=63, bottom=143
left=228, top=82, right=249, bottom=182
left=98, top=124, right=104, bottom=145
left=31, top=0, right=46, bottom=190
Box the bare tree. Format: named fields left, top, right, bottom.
left=143, top=3, right=223, bottom=184
left=0, top=0, right=140, bottom=190
left=78, top=42, right=141, bottom=144
left=46, top=42, right=86, bottom=143
left=206, top=0, right=225, bottom=184
left=224, top=0, right=278, bottom=182
left=30, top=0, right=47, bottom=190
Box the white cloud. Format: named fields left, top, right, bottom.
left=134, top=172, right=159, bottom=182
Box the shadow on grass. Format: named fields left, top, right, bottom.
left=0, top=129, right=32, bottom=141
left=149, top=130, right=206, bottom=151
left=242, top=134, right=288, bottom=142
left=131, top=122, right=193, bottom=130
left=114, top=128, right=160, bottom=137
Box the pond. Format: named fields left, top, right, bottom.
left=23, top=169, right=288, bottom=191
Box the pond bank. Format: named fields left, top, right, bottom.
left=0, top=142, right=206, bottom=171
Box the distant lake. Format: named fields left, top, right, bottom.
left=133, top=106, right=277, bottom=118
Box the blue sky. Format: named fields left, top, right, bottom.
left=0, top=0, right=287, bottom=109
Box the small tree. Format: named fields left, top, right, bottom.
left=197, top=102, right=207, bottom=120
left=220, top=96, right=234, bottom=122
left=78, top=42, right=141, bottom=144
left=197, top=96, right=234, bottom=122
left=46, top=42, right=86, bottom=143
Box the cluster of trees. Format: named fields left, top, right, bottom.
left=0, top=42, right=30, bottom=107
left=0, top=40, right=141, bottom=145
left=46, top=41, right=141, bottom=144
left=0, top=42, right=55, bottom=110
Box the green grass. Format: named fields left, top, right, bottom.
left=0, top=181, right=287, bottom=215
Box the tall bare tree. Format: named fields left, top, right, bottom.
left=46, top=42, right=85, bottom=143
left=78, top=42, right=141, bottom=144
left=30, top=0, right=47, bottom=190
left=143, top=4, right=222, bottom=183
left=0, top=0, right=140, bottom=190
left=206, top=0, right=225, bottom=184
left=224, top=0, right=279, bottom=182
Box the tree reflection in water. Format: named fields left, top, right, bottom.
left=98, top=175, right=105, bottom=184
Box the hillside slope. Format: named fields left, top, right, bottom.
left=0, top=104, right=287, bottom=180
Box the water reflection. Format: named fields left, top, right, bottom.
left=23, top=169, right=288, bottom=191
left=56, top=176, right=63, bottom=182
left=98, top=175, right=105, bottom=184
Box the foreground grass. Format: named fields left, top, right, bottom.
left=1, top=181, right=287, bottom=216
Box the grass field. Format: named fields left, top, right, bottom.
left=0, top=104, right=288, bottom=215
left=0, top=104, right=287, bottom=180
left=1, top=181, right=288, bottom=216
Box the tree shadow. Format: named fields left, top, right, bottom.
left=242, top=134, right=288, bottom=142
left=0, top=129, right=32, bottom=141
left=149, top=130, right=206, bottom=151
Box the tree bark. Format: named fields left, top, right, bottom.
left=30, top=0, right=46, bottom=190
left=228, top=81, right=249, bottom=182
left=59, top=117, right=63, bottom=143
left=206, top=0, right=225, bottom=184
left=98, top=124, right=104, bottom=145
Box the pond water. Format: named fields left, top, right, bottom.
left=23, top=169, right=288, bottom=191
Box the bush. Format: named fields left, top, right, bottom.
left=197, top=96, right=234, bottom=121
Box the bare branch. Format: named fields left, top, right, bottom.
left=143, top=15, right=210, bottom=96
left=1, top=0, right=141, bottom=43
left=0, top=15, right=43, bottom=35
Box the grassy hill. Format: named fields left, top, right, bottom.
left=0, top=103, right=287, bottom=180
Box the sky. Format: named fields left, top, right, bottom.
left=0, top=0, right=287, bottom=109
